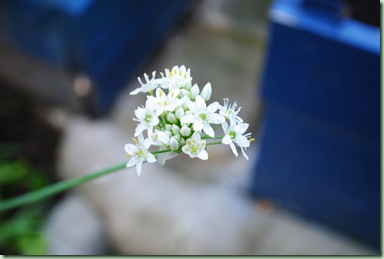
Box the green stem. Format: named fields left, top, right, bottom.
left=0, top=148, right=177, bottom=213
left=213, top=124, right=221, bottom=131
left=152, top=149, right=172, bottom=157
left=206, top=141, right=222, bottom=146
left=202, top=135, right=224, bottom=140
left=0, top=162, right=127, bottom=212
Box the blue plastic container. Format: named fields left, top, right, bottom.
left=250, top=0, right=380, bottom=248
left=4, top=0, right=192, bottom=113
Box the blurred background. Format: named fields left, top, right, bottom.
left=0, top=0, right=380, bottom=255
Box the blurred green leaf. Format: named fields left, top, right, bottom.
left=0, top=160, right=29, bottom=184
left=17, top=233, right=47, bottom=255
left=26, top=170, right=50, bottom=189
left=0, top=204, right=47, bottom=255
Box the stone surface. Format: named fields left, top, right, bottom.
left=44, top=193, right=108, bottom=255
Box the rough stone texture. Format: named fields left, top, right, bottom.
left=44, top=193, right=108, bottom=255
left=47, top=0, right=379, bottom=255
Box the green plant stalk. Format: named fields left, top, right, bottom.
left=0, top=142, right=223, bottom=213
left=0, top=162, right=127, bottom=213
left=0, top=148, right=175, bottom=212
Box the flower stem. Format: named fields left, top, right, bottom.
left=206, top=141, right=222, bottom=146
left=0, top=162, right=127, bottom=213
left=152, top=149, right=173, bottom=157
left=202, top=136, right=224, bottom=140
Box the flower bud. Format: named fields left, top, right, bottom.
left=201, top=82, right=212, bottom=101
left=165, top=124, right=172, bottom=131
left=167, top=112, right=177, bottom=124
left=172, top=124, right=180, bottom=135
left=179, top=89, right=189, bottom=98
left=165, top=129, right=172, bottom=138
left=189, top=84, right=200, bottom=100
left=173, top=134, right=181, bottom=141
left=154, top=131, right=169, bottom=147
left=179, top=138, right=186, bottom=147
left=175, top=108, right=185, bottom=119
left=180, top=125, right=192, bottom=137
left=170, top=137, right=179, bottom=151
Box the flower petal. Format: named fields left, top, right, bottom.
left=229, top=142, right=238, bottom=157
left=130, top=87, right=142, bottom=95
left=195, top=95, right=206, bottom=109
left=240, top=147, right=249, bottom=160
left=136, top=161, right=143, bottom=176
left=124, top=144, right=136, bottom=153
left=207, top=113, right=225, bottom=124
left=180, top=114, right=195, bottom=124
left=197, top=150, right=208, bottom=160
left=146, top=153, right=157, bottom=163
left=235, top=135, right=250, bottom=148
left=236, top=123, right=249, bottom=135
left=206, top=101, right=219, bottom=113
left=222, top=134, right=232, bottom=145
left=126, top=157, right=138, bottom=168
left=193, top=120, right=204, bottom=132
left=203, top=124, right=215, bottom=138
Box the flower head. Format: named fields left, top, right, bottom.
left=125, top=135, right=156, bottom=176
left=134, top=98, right=163, bottom=138
left=222, top=120, right=252, bottom=160
left=182, top=132, right=208, bottom=160
left=219, top=98, right=243, bottom=123
left=124, top=65, right=253, bottom=176
left=148, top=87, right=181, bottom=113
left=181, top=95, right=225, bottom=138
left=130, top=71, right=163, bottom=95
left=162, top=65, right=192, bottom=90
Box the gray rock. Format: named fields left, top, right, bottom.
left=44, top=193, right=108, bottom=255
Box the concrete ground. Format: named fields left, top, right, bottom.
left=43, top=0, right=380, bottom=255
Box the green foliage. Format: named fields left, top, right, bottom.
left=0, top=158, right=50, bottom=255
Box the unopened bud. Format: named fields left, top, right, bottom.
left=170, top=137, right=179, bottom=151
left=172, top=124, right=180, bottom=135
left=189, top=84, right=200, bottom=99
left=175, top=108, right=185, bottom=119
left=180, top=126, right=191, bottom=137
left=167, top=112, right=177, bottom=124
left=201, top=82, right=212, bottom=101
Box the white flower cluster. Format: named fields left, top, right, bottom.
left=124, top=65, right=253, bottom=176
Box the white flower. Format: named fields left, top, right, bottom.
left=130, top=71, right=163, bottom=95
left=125, top=135, right=156, bottom=176
left=181, top=95, right=225, bottom=138
left=125, top=66, right=253, bottom=176
left=162, top=65, right=192, bottom=90
left=182, top=132, right=208, bottom=160
left=219, top=98, right=243, bottom=123
left=134, top=98, right=162, bottom=137
left=148, top=88, right=181, bottom=113
left=222, top=120, right=252, bottom=160
left=152, top=130, right=180, bottom=165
